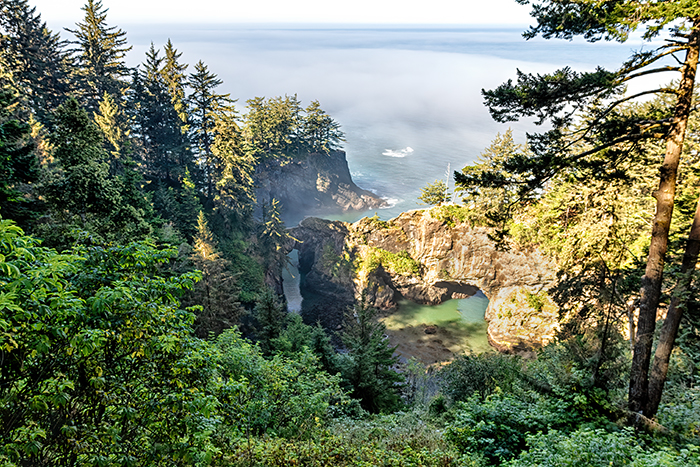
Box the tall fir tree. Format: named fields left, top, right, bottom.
left=458, top=0, right=700, bottom=419
left=0, top=0, right=71, bottom=124
left=187, top=211, right=243, bottom=338
left=66, top=0, right=132, bottom=113
left=131, top=44, right=185, bottom=183
left=188, top=60, right=231, bottom=198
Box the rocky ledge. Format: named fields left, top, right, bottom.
left=256, top=150, right=386, bottom=220
left=288, top=209, right=561, bottom=353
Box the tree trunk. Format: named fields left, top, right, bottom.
left=628, top=18, right=700, bottom=415
left=645, top=196, right=700, bottom=418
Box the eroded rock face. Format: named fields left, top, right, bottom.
left=289, top=209, right=561, bottom=353
left=256, top=150, right=386, bottom=221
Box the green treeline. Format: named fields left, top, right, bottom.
left=2, top=0, right=700, bottom=466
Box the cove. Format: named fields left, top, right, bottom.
left=381, top=291, right=491, bottom=365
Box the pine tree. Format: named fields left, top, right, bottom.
left=458, top=0, right=700, bottom=419
left=188, top=60, right=231, bottom=198
left=301, top=100, right=344, bottom=155
left=211, top=103, right=256, bottom=226
left=0, top=87, right=39, bottom=225
left=253, top=288, right=287, bottom=355
left=67, top=0, right=132, bottom=113
left=0, top=0, right=71, bottom=123
left=162, top=39, right=188, bottom=130
left=340, top=300, right=403, bottom=413
left=131, top=44, right=185, bottom=182
left=189, top=211, right=243, bottom=338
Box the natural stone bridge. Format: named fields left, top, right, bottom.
left=288, top=209, right=560, bottom=353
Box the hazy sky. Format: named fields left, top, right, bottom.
left=30, top=0, right=533, bottom=27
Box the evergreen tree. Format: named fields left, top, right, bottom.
left=457, top=0, right=700, bottom=419
left=188, top=211, right=243, bottom=338
left=131, top=44, right=185, bottom=182
left=0, top=88, right=39, bottom=225
left=243, top=94, right=302, bottom=165
left=340, top=300, right=403, bottom=413
left=211, top=102, right=256, bottom=226
left=162, top=39, right=188, bottom=130
left=418, top=179, right=449, bottom=206
left=188, top=60, right=231, bottom=198
left=301, top=100, right=344, bottom=154
left=0, top=0, right=71, bottom=123
left=41, top=98, right=149, bottom=247
left=67, top=0, right=132, bottom=113
left=253, top=288, right=287, bottom=355
left=93, top=90, right=128, bottom=172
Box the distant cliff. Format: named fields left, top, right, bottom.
left=289, top=209, right=561, bottom=353
left=256, top=150, right=386, bottom=221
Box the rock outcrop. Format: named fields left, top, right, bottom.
left=289, top=209, right=561, bottom=353
left=256, top=150, right=386, bottom=221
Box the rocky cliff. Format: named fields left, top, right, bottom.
left=256, top=150, right=386, bottom=222
left=289, top=209, right=561, bottom=353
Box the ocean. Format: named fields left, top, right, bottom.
left=125, top=24, right=659, bottom=222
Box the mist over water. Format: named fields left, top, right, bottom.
left=125, top=24, right=656, bottom=222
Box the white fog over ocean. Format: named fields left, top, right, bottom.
left=123, top=24, right=660, bottom=223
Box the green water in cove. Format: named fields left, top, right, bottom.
left=383, top=292, right=492, bottom=356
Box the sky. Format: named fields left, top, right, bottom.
left=29, top=0, right=533, bottom=27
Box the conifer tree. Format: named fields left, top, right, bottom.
left=301, top=100, right=344, bottom=154
left=131, top=44, right=185, bottom=182
left=457, top=0, right=700, bottom=419
left=211, top=102, right=256, bottom=225
left=340, top=300, right=403, bottom=413
left=189, top=211, right=243, bottom=338
left=0, top=0, right=70, bottom=123
left=243, top=94, right=302, bottom=165
left=67, top=0, right=132, bottom=113
left=253, top=288, right=287, bottom=355
left=0, top=88, right=39, bottom=225
left=188, top=60, right=231, bottom=198
left=162, top=39, right=188, bottom=130
left=41, top=98, right=148, bottom=247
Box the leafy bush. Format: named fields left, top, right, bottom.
left=445, top=392, right=577, bottom=465
left=430, top=204, right=471, bottom=227
left=359, top=247, right=421, bottom=277
left=440, top=353, right=522, bottom=401
left=507, top=428, right=700, bottom=467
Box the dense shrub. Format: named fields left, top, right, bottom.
left=507, top=428, right=700, bottom=467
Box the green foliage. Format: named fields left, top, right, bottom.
left=215, top=327, right=344, bottom=439
left=66, top=0, right=132, bottom=112
left=440, top=353, right=522, bottom=401
left=429, top=204, right=471, bottom=228
left=0, top=218, right=225, bottom=466
left=507, top=428, right=700, bottom=467
left=0, top=89, right=39, bottom=225
left=445, top=392, right=579, bottom=465
left=0, top=0, right=70, bottom=123
left=418, top=179, right=449, bottom=206
left=340, top=300, right=404, bottom=413
left=252, top=288, right=287, bottom=355
left=300, top=99, right=345, bottom=154
left=242, top=95, right=344, bottom=165
left=360, top=247, right=421, bottom=277
left=185, top=211, right=243, bottom=337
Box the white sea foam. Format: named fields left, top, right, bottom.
left=382, top=147, right=414, bottom=158
left=380, top=198, right=401, bottom=209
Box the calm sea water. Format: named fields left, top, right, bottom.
left=124, top=24, right=657, bottom=222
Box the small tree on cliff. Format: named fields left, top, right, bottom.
left=418, top=179, right=449, bottom=206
